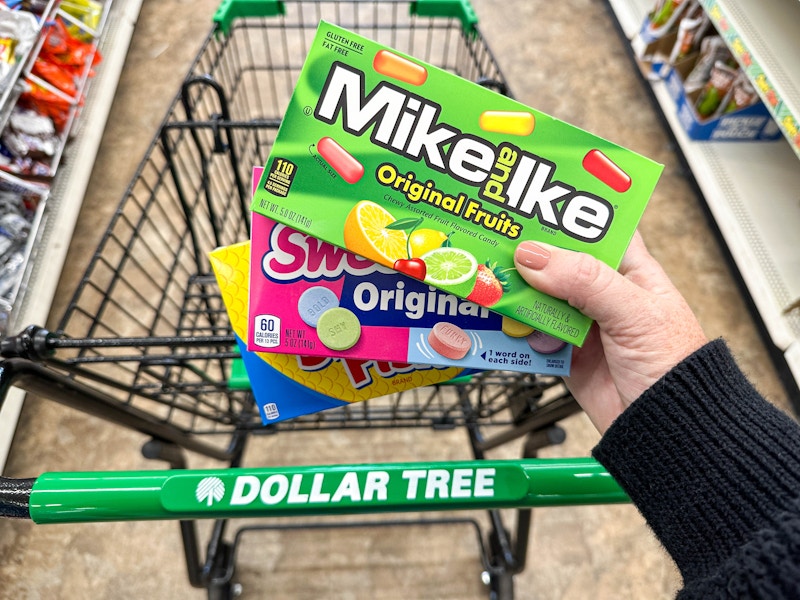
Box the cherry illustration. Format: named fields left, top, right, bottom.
left=394, top=257, right=427, bottom=281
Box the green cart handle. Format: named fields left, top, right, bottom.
left=213, top=0, right=479, bottom=35
left=3, top=458, right=628, bottom=524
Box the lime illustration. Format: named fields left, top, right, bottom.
left=421, top=247, right=478, bottom=295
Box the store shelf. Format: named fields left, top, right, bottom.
left=698, top=0, right=800, bottom=160
left=607, top=0, right=800, bottom=403
left=0, top=0, right=144, bottom=473
left=613, top=0, right=800, bottom=156
left=649, top=81, right=800, bottom=349
left=0, top=0, right=61, bottom=132
left=0, top=3, right=111, bottom=321
left=38, top=4, right=115, bottom=178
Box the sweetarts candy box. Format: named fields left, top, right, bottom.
left=251, top=21, right=664, bottom=347
left=210, top=242, right=468, bottom=425
left=248, top=208, right=571, bottom=375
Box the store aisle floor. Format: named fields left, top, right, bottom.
left=0, top=1, right=792, bottom=599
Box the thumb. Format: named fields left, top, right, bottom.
left=514, top=240, right=649, bottom=328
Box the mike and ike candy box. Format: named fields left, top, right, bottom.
left=251, top=22, right=664, bottom=347
left=209, top=242, right=470, bottom=425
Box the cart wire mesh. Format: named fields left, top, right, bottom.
left=11, top=1, right=575, bottom=449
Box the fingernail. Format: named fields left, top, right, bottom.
left=516, top=241, right=551, bottom=270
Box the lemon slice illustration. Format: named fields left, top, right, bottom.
left=343, top=200, right=407, bottom=267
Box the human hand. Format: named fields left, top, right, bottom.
left=514, top=232, right=708, bottom=434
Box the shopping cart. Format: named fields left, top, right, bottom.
left=0, top=2, right=628, bottom=598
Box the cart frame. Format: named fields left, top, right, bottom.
left=0, top=2, right=617, bottom=598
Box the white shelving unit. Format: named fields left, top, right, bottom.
left=608, top=0, right=800, bottom=400
left=0, top=0, right=144, bottom=472
left=697, top=0, right=800, bottom=160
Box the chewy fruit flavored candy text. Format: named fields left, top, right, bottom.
left=252, top=22, right=664, bottom=347
left=210, top=243, right=468, bottom=425
left=248, top=166, right=571, bottom=374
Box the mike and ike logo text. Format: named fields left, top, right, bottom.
left=315, top=62, right=614, bottom=243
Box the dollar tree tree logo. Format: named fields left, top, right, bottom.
left=196, top=476, right=226, bottom=507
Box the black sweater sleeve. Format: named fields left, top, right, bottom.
left=592, top=339, right=800, bottom=598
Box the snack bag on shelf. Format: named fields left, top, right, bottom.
left=640, top=0, right=692, bottom=43
left=723, top=74, right=759, bottom=114
left=682, top=36, right=733, bottom=93
left=15, top=16, right=102, bottom=141
left=0, top=9, right=38, bottom=89
left=666, top=7, right=711, bottom=65
left=32, top=57, right=77, bottom=97
left=695, top=60, right=738, bottom=118
left=39, top=17, right=102, bottom=80
left=251, top=22, right=663, bottom=348
left=60, top=0, right=104, bottom=41
left=633, top=0, right=711, bottom=73
left=0, top=106, right=59, bottom=177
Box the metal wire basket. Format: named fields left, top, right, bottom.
left=1, top=0, right=576, bottom=460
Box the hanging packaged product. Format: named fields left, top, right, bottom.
left=680, top=36, right=732, bottom=94
left=251, top=22, right=663, bottom=348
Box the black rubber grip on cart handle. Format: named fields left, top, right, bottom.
left=0, top=477, right=34, bottom=519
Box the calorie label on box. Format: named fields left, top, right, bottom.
left=251, top=22, right=664, bottom=347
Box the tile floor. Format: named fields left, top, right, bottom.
left=0, top=1, right=793, bottom=598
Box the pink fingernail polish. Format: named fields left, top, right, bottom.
left=516, top=241, right=551, bottom=270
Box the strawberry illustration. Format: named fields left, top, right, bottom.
left=467, top=261, right=511, bottom=307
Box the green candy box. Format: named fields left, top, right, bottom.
left=252, top=21, right=663, bottom=346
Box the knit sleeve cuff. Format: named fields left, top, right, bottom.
left=592, top=339, right=800, bottom=582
